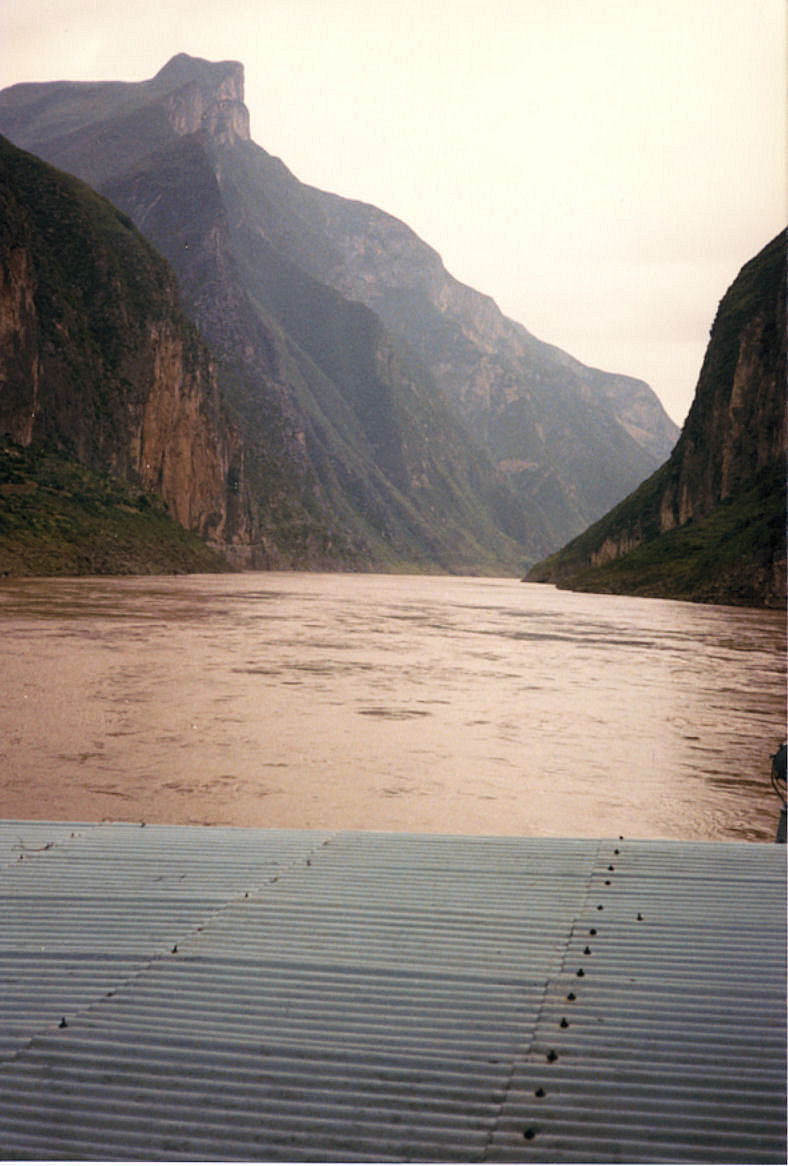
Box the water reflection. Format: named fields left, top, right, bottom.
left=0, top=572, right=784, bottom=841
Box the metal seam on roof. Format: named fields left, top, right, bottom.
left=0, top=824, right=337, bottom=1071
left=0, top=822, right=784, bottom=1162
left=483, top=840, right=604, bottom=1163
left=488, top=836, right=786, bottom=1163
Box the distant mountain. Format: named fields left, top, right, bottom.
left=526, top=231, right=787, bottom=608
left=0, top=54, right=679, bottom=570
left=0, top=134, right=255, bottom=574
left=211, top=133, right=678, bottom=542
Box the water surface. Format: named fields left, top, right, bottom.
left=0, top=572, right=784, bottom=840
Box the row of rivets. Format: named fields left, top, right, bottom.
left=525, top=837, right=644, bottom=1144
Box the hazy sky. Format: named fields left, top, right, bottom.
left=2, top=0, right=785, bottom=424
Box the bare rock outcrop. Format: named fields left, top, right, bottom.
left=153, top=54, right=251, bottom=144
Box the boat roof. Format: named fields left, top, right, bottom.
left=1, top=820, right=785, bottom=1162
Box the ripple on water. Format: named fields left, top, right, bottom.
left=357, top=707, right=432, bottom=720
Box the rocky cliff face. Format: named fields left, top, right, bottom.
left=0, top=219, right=39, bottom=447
left=0, top=134, right=256, bottom=562
left=99, top=130, right=341, bottom=569
left=526, top=231, right=787, bottom=608
left=658, top=236, right=785, bottom=529
left=153, top=54, right=250, bottom=144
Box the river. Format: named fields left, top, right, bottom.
left=0, top=572, right=784, bottom=841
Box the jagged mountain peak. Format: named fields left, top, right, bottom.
left=148, top=53, right=249, bottom=144
left=152, top=53, right=244, bottom=88
left=0, top=56, right=251, bottom=189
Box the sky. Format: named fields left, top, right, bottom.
left=2, top=0, right=785, bottom=425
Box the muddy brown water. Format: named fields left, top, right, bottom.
left=0, top=572, right=784, bottom=840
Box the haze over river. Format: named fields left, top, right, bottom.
left=0, top=573, right=784, bottom=841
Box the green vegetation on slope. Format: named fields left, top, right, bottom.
left=528, top=462, right=784, bottom=607
left=0, top=439, right=229, bottom=577
left=1, top=134, right=174, bottom=341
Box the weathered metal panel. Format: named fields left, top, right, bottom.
left=0, top=823, right=784, bottom=1162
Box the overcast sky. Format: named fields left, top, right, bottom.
left=2, top=0, right=785, bottom=424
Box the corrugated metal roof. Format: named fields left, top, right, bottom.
left=0, top=821, right=784, bottom=1162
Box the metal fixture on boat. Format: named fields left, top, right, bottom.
left=771, top=742, right=786, bottom=842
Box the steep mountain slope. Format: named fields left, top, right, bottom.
left=526, top=231, right=787, bottom=608
left=0, top=134, right=255, bottom=570
left=0, top=56, right=537, bottom=572
left=108, top=136, right=536, bottom=571
left=0, top=53, right=678, bottom=565
left=212, top=136, right=678, bottom=544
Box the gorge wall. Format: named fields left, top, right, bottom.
left=526, top=231, right=787, bottom=608
left=0, top=134, right=256, bottom=565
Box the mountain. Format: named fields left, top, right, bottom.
left=0, top=133, right=256, bottom=574
left=0, top=57, right=536, bottom=573
left=526, top=231, right=787, bottom=608
left=211, top=131, right=678, bottom=544
left=0, top=54, right=678, bottom=571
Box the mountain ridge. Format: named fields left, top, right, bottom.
left=208, top=118, right=679, bottom=543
